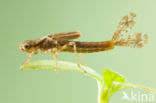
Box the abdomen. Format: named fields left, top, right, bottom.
left=62, top=40, right=115, bottom=53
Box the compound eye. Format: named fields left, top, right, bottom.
left=23, top=44, right=30, bottom=50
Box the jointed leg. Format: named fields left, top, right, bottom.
left=59, top=42, right=81, bottom=69
left=79, top=53, right=87, bottom=67
left=58, top=42, right=86, bottom=73
left=51, top=48, right=58, bottom=74
left=25, top=52, right=34, bottom=64
left=69, top=42, right=86, bottom=73
left=70, top=42, right=81, bottom=68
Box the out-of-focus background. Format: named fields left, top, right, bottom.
left=0, top=0, right=156, bottom=103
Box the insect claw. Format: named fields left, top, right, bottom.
left=77, top=65, right=87, bottom=73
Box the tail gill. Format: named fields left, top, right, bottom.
left=112, top=12, right=148, bottom=48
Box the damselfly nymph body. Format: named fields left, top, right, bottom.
left=19, top=13, right=148, bottom=73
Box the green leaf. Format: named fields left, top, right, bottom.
left=102, top=69, right=156, bottom=103
left=100, top=69, right=127, bottom=103
left=103, top=68, right=126, bottom=88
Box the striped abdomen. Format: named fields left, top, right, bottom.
left=62, top=40, right=115, bottom=53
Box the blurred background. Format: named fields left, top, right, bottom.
left=0, top=0, right=156, bottom=103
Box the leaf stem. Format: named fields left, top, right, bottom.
left=21, top=60, right=103, bottom=82
left=121, top=82, right=156, bottom=93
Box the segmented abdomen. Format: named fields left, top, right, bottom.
left=62, top=40, right=115, bottom=53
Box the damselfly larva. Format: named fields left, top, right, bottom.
left=19, top=13, right=148, bottom=73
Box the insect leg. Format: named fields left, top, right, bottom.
left=51, top=48, right=59, bottom=74
left=69, top=42, right=87, bottom=73
left=79, top=53, right=87, bottom=67
left=58, top=42, right=86, bottom=73
left=25, top=52, right=34, bottom=64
